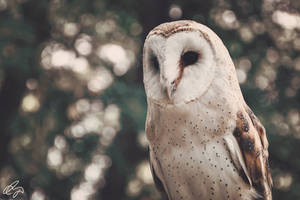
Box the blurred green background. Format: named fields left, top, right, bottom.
left=0, top=0, right=299, bottom=199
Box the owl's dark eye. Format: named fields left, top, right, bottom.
left=151, top=55, right=160, bottom=72
left=181, top=51, right=199, bottom=67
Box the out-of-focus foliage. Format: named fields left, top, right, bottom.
left=0, top=0, right=299, bottom=199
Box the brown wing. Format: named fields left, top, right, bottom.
left=232, top=105, right=272, bottom=199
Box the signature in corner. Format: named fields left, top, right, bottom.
left=3, top=180, right=24, bottom=199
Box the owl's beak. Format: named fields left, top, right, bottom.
left=160, top=70, right=177, bottom=100
left=166, top=80, right=176, bottom=100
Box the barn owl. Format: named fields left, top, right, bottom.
left=143, top=20, right=272, bottom=200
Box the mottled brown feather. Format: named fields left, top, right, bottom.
left=233, top=107, right=272, bottom=200
left=148, top=20, right=196, bottom=38
left=147, top=20, right=212, bottom=44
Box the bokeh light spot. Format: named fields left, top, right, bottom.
left=255, top=75, right=269, bottom=90
left=272, top=11, right=300, bottom=30
left=21, top=94, right=40, bottom=113
left=222, top=10, right=236, bottom=25
left=71, top=57, right=90, bottom=74
left=236, top=69, right=247, bottom=84
left=137, top=131, right=148, bottom=148
left=137, top=161, right=153, bottom=184
left=54, top=135, right=67, bottom=150
left=127, top=178, right=142, bottom=197
left=130, top=23, right=143, bottom=36
left=169, top=5, right=182, bottom=19
left=26, top=79, right=38, bottom=90
left=51, top=49, right=75, bottom=68
left=64, top=22, right=79, bottom=37
left=84, top=163, right=103, bottom=182
left=31, top=189, right=46, bottom=200
left=274, top=173, right=293, bottom=190
left=75, top=34, right=92, bottom=56
left=47, top=147, right=63, bottom=168
left=0, top=0, right=7, bottom=11
left=71, top=182, right=95, bottom=200
left=87, top=67, right=114, bottom=93
left=97, top=44, right=132, bottom=76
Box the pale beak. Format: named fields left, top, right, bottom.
left=160, top=65, right=178, bottom=100
left=166, top=80, right=176, bottom=100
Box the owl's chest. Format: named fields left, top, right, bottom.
left=147, top=99, right=236, bottom=146
left=150, top=117, right=246, bottom=199
left=147, top=102, right=249, bottom=199
left=150, top=108, right=235, bottom=169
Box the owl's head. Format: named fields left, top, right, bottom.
left=143, top=20, right=233, bottom=105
